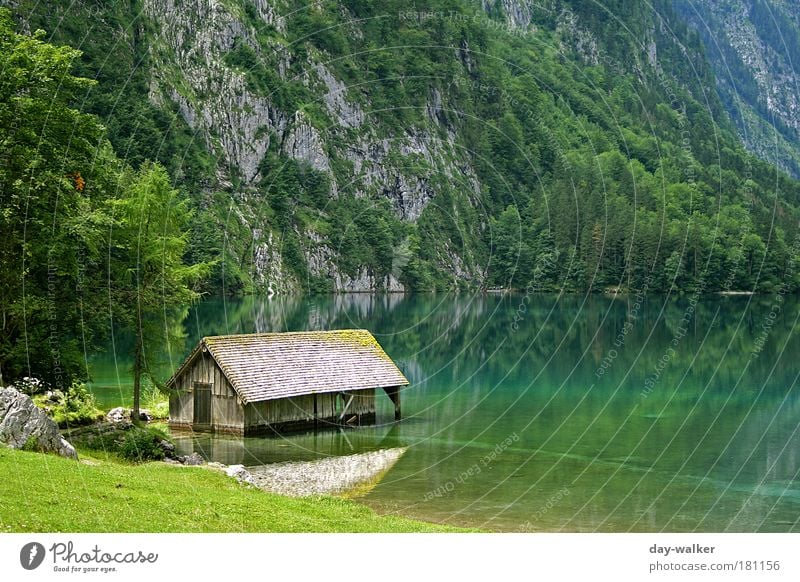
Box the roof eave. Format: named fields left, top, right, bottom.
left=241, top=380, right=410, bottom=404
left=164, top=338, right=208, bottom=389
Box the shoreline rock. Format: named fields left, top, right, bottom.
left=224, top=464, right=256, bottom=486
left=0, top=387, right=77, bottom=459
left=107, top=406, right=153, bottom=423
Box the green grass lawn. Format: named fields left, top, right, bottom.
left=0, top=448, right=462, bottom=532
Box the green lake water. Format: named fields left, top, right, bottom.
left=88, top=293, right=800, bottom=532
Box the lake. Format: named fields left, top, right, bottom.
left=88, top=293, right=800, bottom=532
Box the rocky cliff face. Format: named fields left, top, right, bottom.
left=142, top=0, right=485, bottom=292
left=674, top=0, right=800, bottom=177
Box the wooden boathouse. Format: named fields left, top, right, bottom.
left=166, top=330, right=409, bottom=435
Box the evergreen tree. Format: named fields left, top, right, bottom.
left=110, top=162, right=210, bottom=420
left=0, top=9, right=113, bottom=388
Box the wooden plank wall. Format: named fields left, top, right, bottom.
left=169, top=392, right=194, bottom=426
left=243, top=389, right=378, bottom=432
left=169, top=350, right=243, bottom=432
left=344, top=388, right=376, bottom=416
left=245, top=394, right=318, bottom=427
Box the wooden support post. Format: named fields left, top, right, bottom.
left=313, top=393, right=318, bottom=430
left=338, top=392, right=355, bottom=422
left=383, top=386, right=401, bottom=421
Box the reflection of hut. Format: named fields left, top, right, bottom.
left=246, top=448, right=408, bottom=497
left=166, top=330, right=408, bottom=436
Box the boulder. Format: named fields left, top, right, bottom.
left=224, top=464, right=256, bottom=486
left=181, top=452, right=205, bottom=466
left=158, top=439, right=176, bottom=459
left=0, top=387, right=77, bottom=459
left=106, top=407, right=129, bottom=423
left=106, top=407, right=153, bottom=423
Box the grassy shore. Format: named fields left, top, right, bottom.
left=0, top=447, right=461, bottom=533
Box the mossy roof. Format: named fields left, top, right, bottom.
left=166, top=330, right=409, bottom=404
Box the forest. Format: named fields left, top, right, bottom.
left=0, top=10, right=207, bottom=394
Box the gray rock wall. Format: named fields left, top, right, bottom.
left=0, top=387, right=77, bottom=459
left=142, top=0, right=485, bottom=292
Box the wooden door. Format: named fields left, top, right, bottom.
left=193, top=382, right=211, bottom=426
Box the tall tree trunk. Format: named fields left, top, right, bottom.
left=132, top=332, right=142, bottom=423
left=1, top=307, right=5, bottom=387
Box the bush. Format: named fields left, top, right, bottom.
left=118, top=428, right=167, bottom=463
left=35, top=382, right=104, bottom=428
left=67, top=422, right=173, bottom=464
left=13, top=377, right=47, bottom=395
left=22, top=436, right=40, bottom=452
left=141, top=384, right=169, bottom=420
left=74, top=428, right=121, bottom=453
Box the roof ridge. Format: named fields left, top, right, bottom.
left=202, top=329, right=371, bottom=341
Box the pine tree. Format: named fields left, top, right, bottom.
left=110, top=162, right=210, bottom=420
left=0, top=9, right=112, bottom=388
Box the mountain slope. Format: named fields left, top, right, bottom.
left=7, top=0, right=800, bottom=293
left=674, top=0, right=800, bottom=177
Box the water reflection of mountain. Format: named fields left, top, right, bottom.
left=191, top=293, right=800, bottom=397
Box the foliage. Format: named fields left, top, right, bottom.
left=0, top=12, right=210, bottom=399
left=71, top=422, right=170, bottom=463
left=251, top=0, right=800, bottom=293
left=109, top=162, right=211, bottom=418
left=21, top=436, right=40, bottom=452
left=141, top=384, right=170, bottom=420
left=12, top=0, right=215, bottom=187
left=0, top=448, right=466, bottom=532
left=36, top=382, right=104, bottom=428
left=0, top=8, right=116, bottom=388
left=118, top=427, right=167, bottom=463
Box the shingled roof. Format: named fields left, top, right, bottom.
left=166, top=330, right=409, bottom=404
